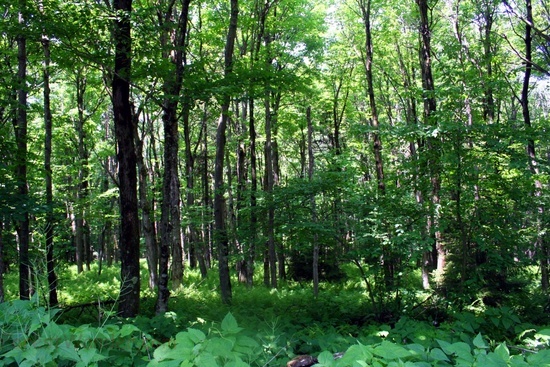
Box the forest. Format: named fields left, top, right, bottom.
left=0, top=0, right=550, bottom=366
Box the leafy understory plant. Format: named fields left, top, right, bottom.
left=147, top=312, right=259, bottom=367
left=0, top=298, right=155, bottom=366
left=313, top=331, right=550, bottom=367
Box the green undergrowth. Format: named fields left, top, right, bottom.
left=1, top=263, right=549, bottom=366
left=1, top=296, right=549, bottom=366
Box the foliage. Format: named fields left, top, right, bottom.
left=1, top=294, right=549, bottom=367
left=0, top=297, right=156, bottom=367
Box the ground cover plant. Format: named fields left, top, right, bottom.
left=1, top=263, right=549, bottom=366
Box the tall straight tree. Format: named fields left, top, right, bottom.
left=156, top=0, right=192, bottom=314
left=112, top=0, right=140, bottom=317
left=517, top=0, right=547, bottom=291
left=416, top=0, right=444, bottom=282
left=41, top=0, right=58, bottom=306
left=214, top=0, right=238, bottom=305
left=15, top=0, right=30, bottom=300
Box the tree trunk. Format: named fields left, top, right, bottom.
left=308, top=107, right=319, bottom=297
left=215, top=0, right=238, bottom=304
left=416, top=0, right=444, bottom=280
left=75, top=71, right=90, bottom=273
left=134, top=108, right=158, bottom=290
left=519, top=0, right=547, bottom=291
left=0, top=219, right=5, bottom=303
left=42, top=23, right=58, bottom=306
left=156, top=0, right=191, bottom=314
left=15, top=0, right=30, bottom=301
left=112, top=0, right=140, bottom=318
left=247, top=97, right=258, bottom=286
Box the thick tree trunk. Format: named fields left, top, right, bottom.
left=112, top=0, right=140, bottom=318
left=215, top=0, right=238, bottom=304
left=42, top=26, right=58, bottom=306
left=16, top=0, right=30, bottom=301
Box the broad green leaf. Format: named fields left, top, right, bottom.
left=78, top=347, right=106, bottom=365
left=429, top=348, right=450, bottom=362
left=339, top=343, right=373, bottom=364
left=120, top=324, right=139, bottom=337
left=225, top=356, right=250, bottom=367
left=494, top=343, right=509, bottom=361
left=194, top=353, right=219, bottom=367
left=187, top=328, right=206, bottom=344
left=317, top=350, right=336, bottom=366
left=473, top=333, right=488, bottom=349
left=221, top=313, right=242, bottom=335
left=373, top=341, right=412, bottom=360
left=527, top=349, right=550, bottom=367
left=56, top=340, right=81, bottom=362
left=175, top=332, right=196, bottom=349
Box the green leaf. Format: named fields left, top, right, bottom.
left=429, top=348, right=450, bottom=362
left=194, top=353, right=219, bottom=367
left=527, top=349, right=550, bottom=367
left=373, top=341, right=412, bottom=360
left=120, top=324, right=139, bottom=337
left=317, top=350, right=336, bottom=366
left=78, top=347, right=106, bottom=365
left=339, top=343, right=373, bottom=364
left=187, top=328, right=206, bottom=344
left=225, top=356, right=250, bottom=367
left=56, top=341, right=81, bottom=362
left=473, top=333, right=488, bottom=349
left=494, top=343, right=509, bottom=361
left=221, top=313, right=242, bottom=335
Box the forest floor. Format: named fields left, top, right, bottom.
left=2, top=260, right=550, bottom=366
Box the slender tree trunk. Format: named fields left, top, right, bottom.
left=15, top=0, right=30, bottom=301
left=520, top=0, right=548, bottom=291
left=307, top=107, right=319, bottom=297
left=247, top=97, right=257, bottom=286
left=156, top=0, right=191, bottom=313
left=183, top=98, right=198, bottom=271
left=264, top=95, right=277, bottom=289
left=215, top=0, right=238, bottom=304
left=200, top=114, right=210, bottom=277
left=396, top=41, right=430, bottom=289
left=42, top=23, right=58, bottom=306
left=134, top=109, right=158, bottom=290
left=417, top=0, right=444, bottom=280
left=112, top=0, right=140, bottom=318
left=75, top=71, right=90, bottom=273
left=0, top=219, right=5, bottom=303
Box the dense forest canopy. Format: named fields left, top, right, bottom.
left=0, top=0, right=549, bottom=322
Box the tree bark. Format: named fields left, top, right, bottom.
left=416, top=0, right=444, bottom=280
left=156, top=0, right=192, bottom=314
left=215, top=0, right=238, bottom=304
left=134, top=107, right=158, bottom=290
left=519, top=0, right=547, bottom=291
left=42, top=19, right=58, bottom=306
left=74, top=71, right=90, bottom=273
left=112, top=0, right=140, bottom=318
left=15, top=0, right=30, bottom=301
left=308, top=107, right=319, bottom=297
